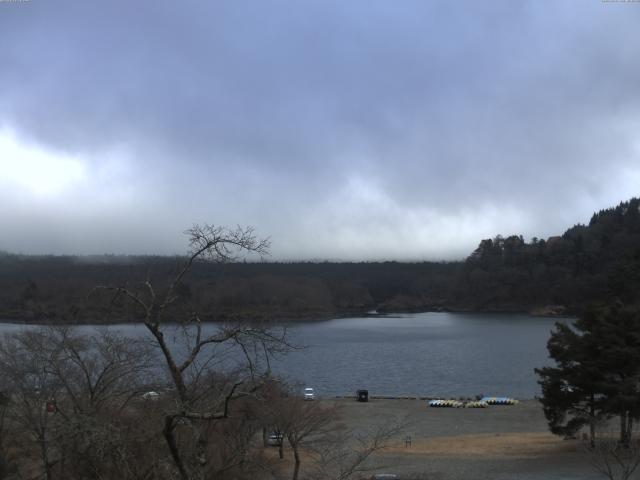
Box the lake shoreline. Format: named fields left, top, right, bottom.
left=0, top=305, right=574, bottom=326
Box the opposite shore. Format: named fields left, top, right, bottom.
left=0, top=303, right=573, bottom=325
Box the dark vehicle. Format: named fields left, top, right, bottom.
left=357, top=389, right=369, bottom=402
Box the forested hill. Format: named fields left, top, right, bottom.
left=1, top=198, right=639, bottom=323
left=458, top=197, right=640, bottom=315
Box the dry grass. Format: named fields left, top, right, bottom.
left=383, top=432, right=579, bottom=458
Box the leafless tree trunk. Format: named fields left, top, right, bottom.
left=292, top=443, right=301, bottom=480
left=93, top=224, right=291, bottom=480
left=589, top=393, right=597, bottom=448
left=0, top=393, right=13, bottom=478
left=280, top=399, right=338, bottom=480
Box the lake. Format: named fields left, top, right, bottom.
left=272, top=312, right=567, bottom=399
left=0, top=312, right=567, bottom=399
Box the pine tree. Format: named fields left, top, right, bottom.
left=536, top=303, right=640, bottom=446
left=536, top=319, right=605, bottom=445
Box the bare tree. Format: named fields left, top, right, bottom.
left=308, top=420, right=406, bottom=480
left=43, top=327, right=154, bottom=415
left=261, top=383, right=405, bottom=480
left=47, top=328, right=160, bottom=480
left=94, top=224, right=292, bottom=480
left=259, top=377, right=291, bottom=457
left=196, top=395, right=283, bottom=480
left=0, top=391, right=14, bottom=478
left=0, top=327, right=160, bottom=480
left=0, top=329, right=65, bottom=480
left=275, top=397, right=339, bottom=480
left=585, top=434, right=640, bottom=480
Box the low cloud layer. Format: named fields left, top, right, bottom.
left=1, top=1, right=639, bottom=260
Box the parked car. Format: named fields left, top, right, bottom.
left=267, top=432, right=283, bottom=446
left=370, top=474, right=400, bottom=480
left=142, top=391, right=160, bottom=400
left=357, top=389, right=369, bottom=402
left=304, top=387, right=315, bottom=400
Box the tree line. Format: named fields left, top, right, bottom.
left=2, top=198, right=640, bottom=323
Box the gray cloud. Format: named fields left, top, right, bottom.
left=1, top=0, right=639, bottom=260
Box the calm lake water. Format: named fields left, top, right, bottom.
left=273, top=312, right=567, bottom=399
left=0, top=312, right=568, bottom=399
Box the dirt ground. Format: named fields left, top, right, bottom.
left=309, top=398, right=603, bottom=480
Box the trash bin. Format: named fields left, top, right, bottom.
left=357, top=389, right=369, bottom=402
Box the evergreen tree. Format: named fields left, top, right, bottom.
left=536, top=303, right=640, bottom=446
left=536, top=318, right=605, bottom=445
left=587, top=305, right=640, bottom=446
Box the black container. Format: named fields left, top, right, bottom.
left=356, top=389, right=369, bottom=402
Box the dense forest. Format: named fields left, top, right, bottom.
left=1, top=198, right=639, bottom=323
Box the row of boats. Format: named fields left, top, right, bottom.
left=428, top=397, right=519, bottom=408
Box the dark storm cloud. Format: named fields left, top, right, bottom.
left=0, top=0, right=639, bottom=259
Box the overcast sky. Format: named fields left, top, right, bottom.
left=1, top=0, right=639, bottom=260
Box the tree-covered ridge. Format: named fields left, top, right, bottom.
left=459, top=197, right=640, bottom=313
left=1, top=197, right=639, bottom=323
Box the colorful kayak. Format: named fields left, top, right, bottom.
left=428, top=399, right=464, bottom=408
left=463, top=400, right=488, bottom=408
left=480, top=396, right=519, bottom=405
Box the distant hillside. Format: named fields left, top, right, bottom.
left=454, top=197, right=640, bottom=314
left=1, top=198, right=639, bottom=323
